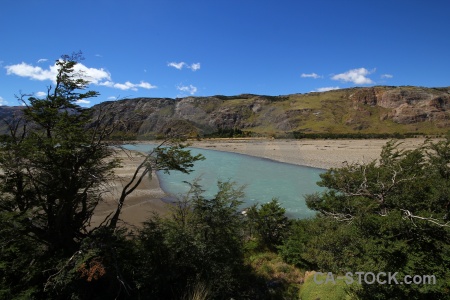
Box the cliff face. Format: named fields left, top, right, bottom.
left=90, top=86, right=450, bottom=137
left=350, top=87, right=450, bottom=127
left=1, top=86, right=450, bottom=137
left=90, top=94, right=288, bottom=137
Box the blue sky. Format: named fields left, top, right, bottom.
left=1, top=0, right=449, bottom=107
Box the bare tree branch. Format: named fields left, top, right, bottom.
left=401, top=209, right=450, bottom=228
left=105, top=139, right=169, bottom=230
left=321, top=210, right=354, bottom=222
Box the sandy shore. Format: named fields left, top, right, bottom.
left=189, top=138, right=430, bottom=169
left=90, top=150, right=170, bottom=229
left=92, top=138, right=430, bottom=227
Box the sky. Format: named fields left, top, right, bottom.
left=1, top=0, right=449, bottom=107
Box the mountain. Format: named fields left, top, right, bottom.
left=1, top=86, right=450, bottom=138
left=90, top=86, right=450, bottom=138
left=0, top=106, right=26, bottom=135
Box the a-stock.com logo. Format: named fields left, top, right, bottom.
left=313, top=272, right=436, bottom=285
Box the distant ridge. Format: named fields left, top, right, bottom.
left=2, top=86, right=450, bottom=138
left=89, top=86, right=450, bottom=139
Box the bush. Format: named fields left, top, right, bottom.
left=135, top=181, right=263, bottom=299
left=245, top=198, right=291, bottom=250
left=282, top=139, right=450, bottom=299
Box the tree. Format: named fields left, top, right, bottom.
left=0, top=52, right=113, bottom=256
left=0, top=52, right=203, bottom=298
left=285, top=139, right=450, bottom=299
left=246, top=198, right=290, bottom=250
left=135, top=180, right=263, bottom=299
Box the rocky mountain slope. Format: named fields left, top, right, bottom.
left=90, top=86, right=450, bottom=138
left=1, top=86, right=449, bottom=138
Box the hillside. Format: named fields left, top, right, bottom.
left=90, top=86, right=450, bottom=138
left=0, top=106, right=26, bottom=135
left=1, top=86, right=450, bottom=138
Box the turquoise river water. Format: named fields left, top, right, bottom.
left=125, top=144, right=325, bottom=219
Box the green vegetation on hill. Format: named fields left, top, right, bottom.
left=2, top=86, right=450, bottom=139
left=281, top=139, right=450, bottom=299
left=86, top=85, right=450, bottom=140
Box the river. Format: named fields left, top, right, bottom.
left=125, top=144, right=325, bottom=219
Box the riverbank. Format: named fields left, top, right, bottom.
left=90, top=150, right=169, bottom=229
left=94, top=138, right=430, bottom=227
left=189, top=138, right=429, bottom=169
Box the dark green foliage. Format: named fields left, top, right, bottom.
left=0, top=211, right=45, bottom=299
left=0, top=52, right=116, bottom=256
left=135, top=181, right=265, bottom=299
left=278, top=218, right=322, bottom=269
left=203, top=127, right=252, bottom=138
left=0, top=53, right=118, bottom=298
left=43, top=228, right=139, bottom=300
left=153, top=143, right=204, bottom=174
left=246, top=198, right=291, bottom=250
left=282, top=139, right=450, bottom=299
left=0, top=53, right=204, bottom=299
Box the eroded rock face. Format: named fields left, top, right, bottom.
left=88, top=95, right=279, bottom=137
left=350, top=87, right=450, bottom=126
left=350, top=88, right=378, bottom=106
left=4, top=87, right=447, bottom=137
left=101, top=88, right=448, bottom=136
left=379, top=89, right=434, bottom=108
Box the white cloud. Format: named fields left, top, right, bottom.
left=315, top=86, right=340, bottom=92
left=168, top=62, right=186, bottom=70
left=177, top=84, right=197, bottom=95
left=5, top=61, right=111, bottom=84
left=99, top=81, right=114, bottom=87
left=100, top=80, right=157, bottom=91
left=0, top=96, right=7, bottom=106
left=137, top=81, right=157, bottom=89
left=6, top=62, right=57, bottom=81
left=107, top=96, right=117, bottom=100
left=168, top=61, right=201, bottom=71
left=6, top=61, right=156, bottom=92
left=189, top=63, right=201, bottom=71
left=37, top=58, right=48, bottom=63
left=332, top=68, right=374, bottom=85
left=381, top=74, right=393, bottom=79
left=35, top=91, right=47, bottom=97
left=73, top=63, right=111, bottom=84
left=76, top=99, right=90, bottom=105
left=301, top=73, right=322, bottom=79
left=114, top=82, right=136, bottom=91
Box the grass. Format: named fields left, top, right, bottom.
left=246, top=251, right=360, bottom=299
left=300, top=271, right=355, bottom=300
left=157, top=105, right=174, bottom=116
left=247, top=251, right=303, bottom=298
left=220, top=98, right=248, bottom=107
left=182, top=282, right=210, bottom=300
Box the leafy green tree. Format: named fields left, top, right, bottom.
left=136, top=180, right=264, bottom=299
left=246, top=198, right=290, bottom=250
left=0, top=52, right=115, bottom=256
left=285, top=140, right=450, bottom=299
left=0, top=52, right=203, bottom=299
